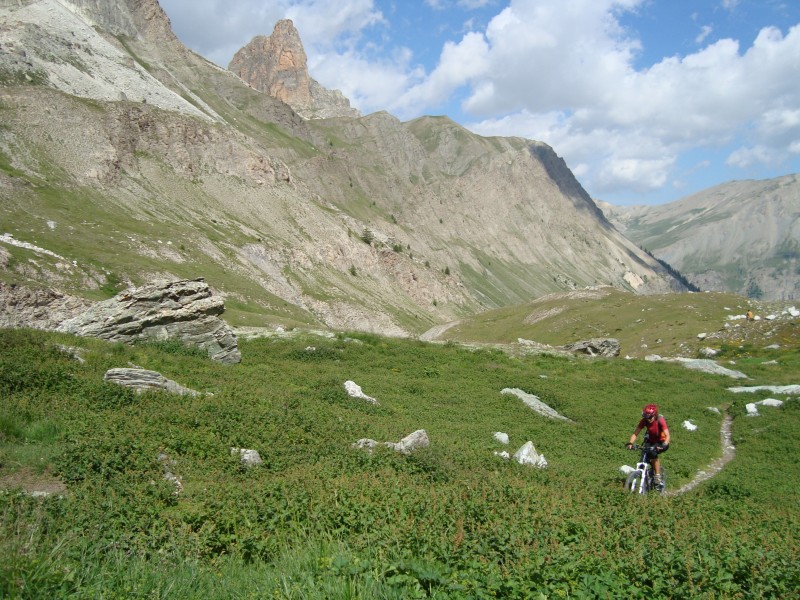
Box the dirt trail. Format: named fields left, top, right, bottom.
left=667, top=413, right=735, bottom=496
left=418, top=320, right=461, bottom=341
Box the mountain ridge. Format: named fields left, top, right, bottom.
left=0, top=0, right=685, bottom=337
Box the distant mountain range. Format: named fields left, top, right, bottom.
left=598, top=174, right=800, bottom=301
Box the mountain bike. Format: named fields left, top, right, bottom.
left=624, top=443, right=666, bottom=495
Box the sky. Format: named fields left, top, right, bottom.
left=157, top=0, right=800, bottom=205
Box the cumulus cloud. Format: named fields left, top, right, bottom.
left=450, top=1, right=800, bottom=195
left=726, top=146, right=774, bottom=168
left=458, top=0, right=493, bottom=8
left=425, top=0, right=491, bottom=9
left=285, top=0, right=384, bottom=49
left=312, top=48, right=425, bottom=113
left=390, top=32, right=490, bottom=112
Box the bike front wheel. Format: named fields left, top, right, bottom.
left=625, top=470, right=647, bottom=494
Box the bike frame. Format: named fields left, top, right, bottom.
left=626, top=444, right=662, bottom=494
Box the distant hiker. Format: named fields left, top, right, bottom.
left=746, top=309, right=754, bottom=321
left=626, top=403, right=670, bottom=491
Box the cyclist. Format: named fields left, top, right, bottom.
left=626, top=403, right=670, bottom=491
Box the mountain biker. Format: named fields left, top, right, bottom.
left=626, top=403, right=670, bottom=491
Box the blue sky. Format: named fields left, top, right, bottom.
left=158, top=0, right=800, bottom=205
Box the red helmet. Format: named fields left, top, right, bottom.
left=642, top=404, right=658, bottom=419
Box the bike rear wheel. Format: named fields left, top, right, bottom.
left=625, top=470, right=646, bottom=494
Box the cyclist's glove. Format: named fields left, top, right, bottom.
left=625, top=443, right=633, bottom=450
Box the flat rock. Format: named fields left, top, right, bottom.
left=104, top=368, right=203, bottom=396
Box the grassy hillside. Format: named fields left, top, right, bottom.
left=436, top=288, right=799, bottom=359
left=1, top=327, right=798, bottom=598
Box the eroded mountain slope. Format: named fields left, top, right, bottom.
left=0, top=0, right=684, bottom=336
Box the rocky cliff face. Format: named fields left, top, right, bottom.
left=229, top=19, right=360, bottom=120
left=599, top=174, right=800, bottom=301
left=0, top=0, right=684, bottom=338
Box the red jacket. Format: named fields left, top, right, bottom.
left=637, top=415, right=669, bottom=444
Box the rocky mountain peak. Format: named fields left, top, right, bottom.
left=228, top=19, right=360, bottom=120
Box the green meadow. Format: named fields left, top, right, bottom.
left=1, top=326, right=798, bottom=598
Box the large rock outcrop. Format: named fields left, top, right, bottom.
left=228, top=19, right=360, bottom=120
left=58, top=279, right=241, bottom=363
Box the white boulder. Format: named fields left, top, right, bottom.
left=501, top=388, right=571, bottom=421
left=344, top=380, right=378, bottom=404
left=231, top=448, right=263, bottom=467
left=745, top=398, right=784, bottom=417
left=390, top=429, right=430, bottom=454
left=513, top=441, right=548, bottom=468
left=493, top=432, right=510, bottom=445
left=352, top=430, right=430, bottom=455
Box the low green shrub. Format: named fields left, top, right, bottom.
left=0, top=327, right=797, bottom=597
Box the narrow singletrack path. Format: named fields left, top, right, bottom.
left=667, top=412, right=735, bottom=496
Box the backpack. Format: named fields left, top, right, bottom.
left=656, top=415, right=668, bottom=442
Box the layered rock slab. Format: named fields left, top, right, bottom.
left=58, top=278, right=240, bottom=363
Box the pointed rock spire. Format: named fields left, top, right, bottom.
left=229, top=19, right=360, bottom=119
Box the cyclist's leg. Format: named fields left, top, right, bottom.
left=650, top=458, right=665, bottom=492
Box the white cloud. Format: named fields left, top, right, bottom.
left=451, top=2, right=800, bottom=195
left=312, top=48, right=425, bottom=112
left=463, top=0, right=643, bottom=116
left=425, top=0, right=491, bottom=8
left=726, top=145, right=774, bottom=168
left=390, top=32, right=490, bottom=113
left=458, top=0, right=493, bottom=8
left=696, top=25, right=713, bottom=44
left=596, top=157, right=674, bottom=192
left=286, top=0, right=384, bottom=49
